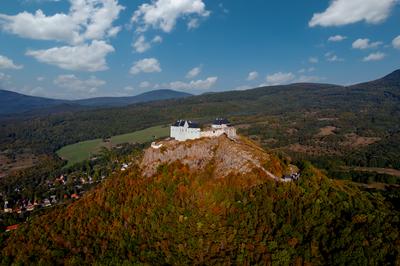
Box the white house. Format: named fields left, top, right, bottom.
left=170, top=118, right=237, bottom=141
left=170, top=120, right=201, bottom=141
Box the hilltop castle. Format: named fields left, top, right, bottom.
left=170, top=118, right=237, bottom=141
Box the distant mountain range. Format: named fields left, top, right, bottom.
left=0, top=89, right=192, bottom=115
left=2, top=70, right=400, bottom=116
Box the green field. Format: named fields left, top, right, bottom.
left=57, top=125, right=169, bottom=167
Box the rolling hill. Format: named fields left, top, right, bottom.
left=0, top=89, right=192, bottom=115
left=74, top=89, right=192, bottom=107
left=0, top=90, right=66, bottom=115
left=1, top=69, right=400, bottom=181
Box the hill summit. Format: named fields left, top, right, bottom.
left=141, top=135, right=283, bottom=181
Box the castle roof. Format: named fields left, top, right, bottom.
left=212, top=118, right=230, bottom=126
left=172, top=120, right=200, bottom=128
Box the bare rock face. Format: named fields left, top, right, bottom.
left=140, top=135, right=280, bottom=180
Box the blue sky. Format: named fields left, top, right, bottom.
left=0, top=0, right=399, bottom=99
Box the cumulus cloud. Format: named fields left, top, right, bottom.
left=328, top=35, right=347, bottom=42
left=265, top=72, right=322, bottom=85
left=0, top=0, right=124, bottom=44
left=266, top=72, right=295, bottom=85
left=26, top=40, right=114, bottom=72
left=392, top=35, right=400, bottom=49
left=325, top=52, right=344, bottom=62
left=133, top=35, right=163, bottom=53
left=139, top=81, right=151, bottom=88
left=295, top=75, right=322, bottom=83
left=131, top=0, right=210, bottom=33
left=352, top=38, right=382, bottom=49
left=0, top=72, right=11, bottom=82
left=186, top=66, right=202, bottom=79
left=309, top=0, right=397, bottom=27
left=298, top=67, right=315, bottom=74
left=247, top=71, right=259, bottom=81
left=130, top=58, right=161, bottom=75
left=0, top=54, right=23, bottom=69
left=54, top=74, right=105, bottom=93
left=363, top=52, right=386, bottom=62
left=169, top=76, right=218, bottom=90
left=187, top=18, right=200, bottom=29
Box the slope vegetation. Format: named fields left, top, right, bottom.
left=1, top=137, right=399, bottom=265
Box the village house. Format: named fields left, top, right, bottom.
left=170, top=118, right=237, bottom=142
left=5, top=224, right=19, bottom=232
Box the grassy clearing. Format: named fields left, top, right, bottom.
left=57, top=125, right=169, bottom=167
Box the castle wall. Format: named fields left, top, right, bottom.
left=171, top=126, right=201, bottom=141
left=201, top=127, right=237, bottom=139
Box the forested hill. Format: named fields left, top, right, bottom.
left=74, top=89, right=192, bottom=107
left=0, top=90, right=66, bottom=115
left=0, top=89, right=191, bottom=115
left=1, top=137, right=399, bottom=264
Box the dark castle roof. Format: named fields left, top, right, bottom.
left=212, top=118, right=230, bottom=126
left=172, top=120, right=200, bottom=128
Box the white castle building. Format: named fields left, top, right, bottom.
left=170, top=118, right=237, bottom=142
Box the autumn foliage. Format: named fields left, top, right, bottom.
left=1, top=156, right=399, bottom=265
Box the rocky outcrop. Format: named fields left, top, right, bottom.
left=140, top=135, right=280, bottom=180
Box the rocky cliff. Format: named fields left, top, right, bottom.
left=140, top=135, right=282, bottom=180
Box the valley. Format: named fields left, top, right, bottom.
left=57, top=125, right=169, bottom=167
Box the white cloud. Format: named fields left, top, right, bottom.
left=139, top=81, right=151, bottom=88
left=325, top=52, right=344, bottom=62
left=187, top=18, right=199, bottom=29
left=169, top=76, right=218, bottom=90
left=363, top=52, right=386, bottom=62
left=26, top=40, right=114, bottom=72
left=186, top=66, right=202, bottom=79
left=133, top=35, right=151, bottom=53
left=0, top=0, right=124, bottom=44
left=133, top=35, right=163, bottom=53
left=309, top=0, right=397, bottom=27
left=266, top=72, right=295, bottom=85
left=328, top=35, right=347, bottom=42
left=0, top=72, right=11, bottom=81
left=0, top=54, right=23, bottom=70
left=152, top=35, right=163, bottom=43
left=54, top=74, right=105, bottom=93
left=352, top=38, right=382, bottom=49
left=392, top=35, right=400, bottom=49
left=130, top=58, right=161, bottom=75
left=298, top=67, right=315, bottom=73
left=0, top=55, right=22, bottom=71
left=131, top=0, right=210, bottom=33
left=37, top=76, right=45, bottom=82
left=247, top=71, right=259, bottom=81
left=309, top=57, right=319, bottom=64
left=29, top=86, right=46, bottom=96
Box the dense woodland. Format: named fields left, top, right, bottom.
left=1, top=156, right=399, bottom=264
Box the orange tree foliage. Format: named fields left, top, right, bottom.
left=1, top=161, right=399, bottom=265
